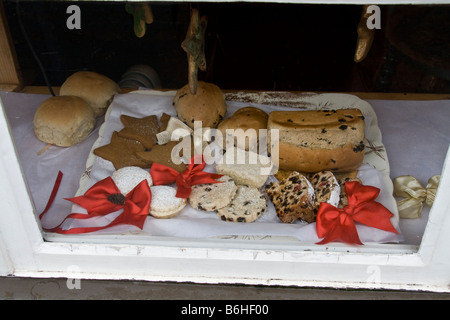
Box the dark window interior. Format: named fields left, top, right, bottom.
left=4, top=1, right=450, bottom=93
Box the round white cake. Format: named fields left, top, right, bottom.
left=150, top=186, right=186, bottom=218
left=112, top=166, right=153, bottom=195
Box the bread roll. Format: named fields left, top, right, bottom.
left=33, top=96, right=95, bottom=147
left=268, top=108, right=365, bottom=173
left=217, top=106, right=268, bottom=151
left=60, top=71, right=120, bottom=117
left=173, top=81, right=227, bottom=129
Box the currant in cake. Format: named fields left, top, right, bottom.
left=264, top=172, right=315, bottom=223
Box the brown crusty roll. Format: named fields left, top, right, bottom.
left=173, top=81, right=227, bottom=129
left=267, top=108, right=365, bottom=173
left=60, top=71, right=120, bottom=117
left=33, top=96, right=95, bottom=147
left=217, top=106, right=268, bottom=151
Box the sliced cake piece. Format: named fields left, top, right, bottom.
left=309, top=171, right=341, bottom=213
left=215, top=147, right=272, bottom=189
left=188, top=175, right=238, bottom=212
left=264, top=171, right=315, bottom=223
left=216, top=185, right=267, bottom=223
left=338, top=177, right=362, bottom=208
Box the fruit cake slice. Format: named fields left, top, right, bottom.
left=265, top=171, right=315, bottom=223
left=309, top=170, right=341, bottom=213
left=338, top=177, right=362, bottom=208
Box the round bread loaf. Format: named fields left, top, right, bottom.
left=60, top=71, right=120, bottom=117
left=173, top=81, right=227, bottom=129
left=33, top=96, right=95, bottom=147
left=217, top=106, right=268, bottom=150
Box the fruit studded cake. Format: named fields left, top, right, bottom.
left=265, top=172, right=316, bottom=223
left=309, top=170, right=341, bottom=214
left=268, top=109, right=365, bottom=173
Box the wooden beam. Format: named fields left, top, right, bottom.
left=0, top=1, right=22, bottom=91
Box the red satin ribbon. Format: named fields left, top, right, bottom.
left=40, top=172, right=151, bottom=234
left=150, top=155, right=223, bottom=198
left=39, top=170, right=63, bottom=221
left=316, top=181, right=398, bottom=245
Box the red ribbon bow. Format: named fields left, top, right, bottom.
left=40, top=174, right=151, bottom=234
left=150, top=155, right=223, bottom=198
left=316, top=181, right=398, bottom=245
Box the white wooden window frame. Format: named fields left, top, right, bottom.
left=2, top=0, right=450, bottom=292
left=2, top=98, right=450, bottom=291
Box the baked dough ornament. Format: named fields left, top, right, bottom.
left=125, top=2, right=154, bottom=38
left=174, top=8, right=227, bottom=129
left=181, top=8, right=207, bottom=95
left=354, top=5, right=376, bottom=63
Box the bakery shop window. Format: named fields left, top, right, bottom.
left=2, top=2, right=449, bottom=248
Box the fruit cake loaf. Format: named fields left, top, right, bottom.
left=267, top=108, right=365, bottom=173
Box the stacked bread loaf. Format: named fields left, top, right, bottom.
left=33, top=71, right=119, bottom=147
